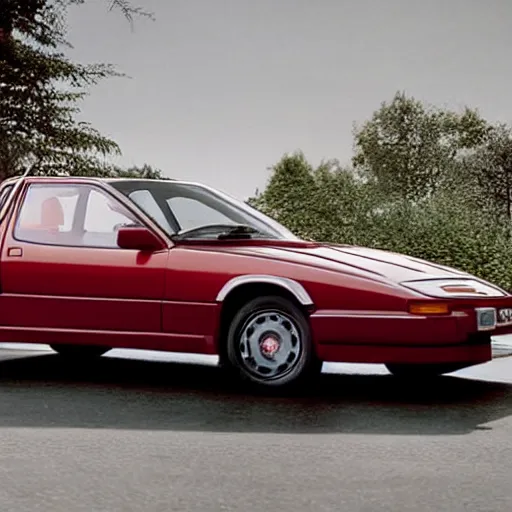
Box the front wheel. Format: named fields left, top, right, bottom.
left=225, top=295, right=321, bottom=388
left=50, top=344, right=111, bottom=358
left=385, top=363, right=467, bottom=378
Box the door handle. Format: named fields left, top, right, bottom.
left=7, top=247, right=23, bottom=257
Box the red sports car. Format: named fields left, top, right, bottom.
left=0, top=175, right=510, bottom=388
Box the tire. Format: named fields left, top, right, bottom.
left=385, top=363, right=467, bottom=378
left=50, top=344, right=110, bottom=358
left=225, top=295, right=321, bottom=388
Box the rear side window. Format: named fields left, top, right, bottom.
left=14, top=183, right=140, bottom=248
left=16, top=184, right=79, bottom=233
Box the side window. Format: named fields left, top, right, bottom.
left=82, top=189, right=139, bottom=247
left=168, top=196, right=235, bottom=231
left=14, top=183, right=139, bottom=248
left=15, top=184, right=79, bottom=244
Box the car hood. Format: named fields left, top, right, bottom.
left=211, top=242, right=473, bottom=285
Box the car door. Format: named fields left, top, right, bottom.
left=0, top=179, right=168, bottom=348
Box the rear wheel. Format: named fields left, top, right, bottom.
left=225, top=295, right=321, bottom=388
left=385, top=363, right=468, bottom=378
left=50, top=344, right=110, bottom=358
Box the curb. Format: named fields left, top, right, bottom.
left=492, top=345, right=512, bottom=358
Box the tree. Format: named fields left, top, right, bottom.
left=249, top=152, right=379, bottom=244
left=114, top=163, right=167, bottom=179
left=0, top=0, right=152, bottom=181
left=352, top=92, right=490, bottom=201
left=462, top=124, right=512, bottom=221
left=249, top=152, right=317, bottom=238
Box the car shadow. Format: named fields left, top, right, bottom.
left=0, top=351, right=511, bottom=436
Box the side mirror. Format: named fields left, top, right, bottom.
left=116, top=225, right=165, bottom=251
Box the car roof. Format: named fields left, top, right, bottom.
left=0, top=174, right=228, bottom=199
left=2, top=175, right=186, bottom=186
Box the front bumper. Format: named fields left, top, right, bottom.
left=309, top=304, right=512, bottom=365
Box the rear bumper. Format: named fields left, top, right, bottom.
left=310, top=308, right=502, bottom=364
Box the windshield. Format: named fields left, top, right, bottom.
left=109, top=180, right=299, bottom=240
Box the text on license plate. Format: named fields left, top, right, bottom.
left=498, top=308, right=512, bottom=324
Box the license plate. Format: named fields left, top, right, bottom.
left=497, top=308, right=512, bottom=325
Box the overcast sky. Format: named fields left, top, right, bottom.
left=66, top=0, right=512, bottom=199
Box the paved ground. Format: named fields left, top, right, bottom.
left=0, top=349, right=511, bottom=512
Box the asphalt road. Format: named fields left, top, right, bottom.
left=0, top=350, right=511, bottom=512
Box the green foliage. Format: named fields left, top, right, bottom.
left=352, top=92, right=490, bottom=201
left=461, top=124, right=512, bottom=221
left=250, top=152, right=383, bottom=245
left=250, top=152, right=317, bottom=238
left=0, top=0, right=152, bottom=181
left=112, top=163, right=167, bottom=179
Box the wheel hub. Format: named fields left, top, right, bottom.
left=259, top=334, right=281, bottom=359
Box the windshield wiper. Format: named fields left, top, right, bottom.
left=217, top=225, right=260, bottom=240
left=170, top=224, right=261, bottom=241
